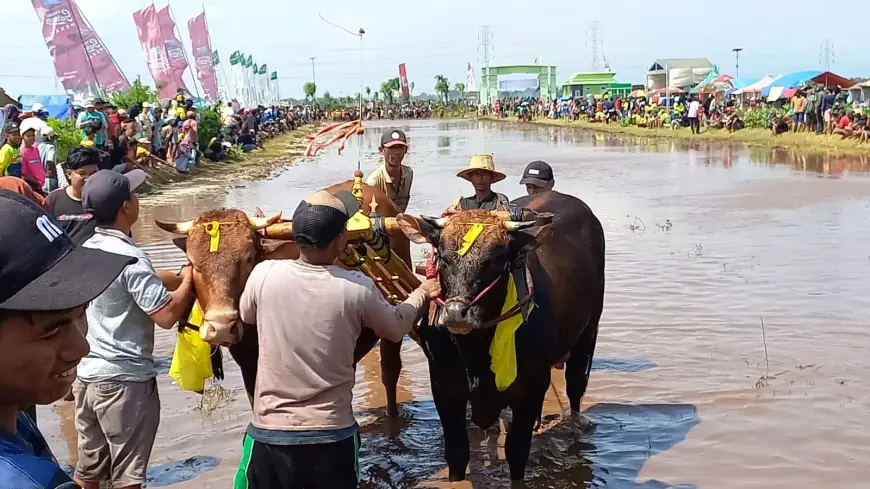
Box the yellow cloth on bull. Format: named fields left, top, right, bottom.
left=489, top=273, right=533, bottom=391
left=169, top=301, right=213, bottom=392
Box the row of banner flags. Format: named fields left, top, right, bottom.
left=30, top=0, right=280, bottom=107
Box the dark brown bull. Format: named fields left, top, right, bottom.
left=155, top=181, right=412, bottom=416
left=396, top=190, right=605, bottom=484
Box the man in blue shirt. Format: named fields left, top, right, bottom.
left=0, top=189, right=134, bottom=489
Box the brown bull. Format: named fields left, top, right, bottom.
left=155, top=181, right=412, bottom=416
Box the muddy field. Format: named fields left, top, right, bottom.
left=39, top=119, right=870, bottom=488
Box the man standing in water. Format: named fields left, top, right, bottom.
left=519, top=160, right=555, bottom=195
left=234, top=190, right=438, bottom=489
left=448, top=154, right=510, bottom=211
left=365, top=129, right=412, bottom=212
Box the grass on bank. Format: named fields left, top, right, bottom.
left=137, top=125, right=314, bottom=196
left=483, top=115, right=870, bottom=156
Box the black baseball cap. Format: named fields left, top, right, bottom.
left=380, top=129, right=408, bottom=148
left=82, top=169, right=147, bottom=221
left=0, top=190, right=134, bottom=311
left=4, top=121, right=20, bottom=135
left=292, top=190, right=360, bottom=247
left=519, top=160, right=554, bottom=187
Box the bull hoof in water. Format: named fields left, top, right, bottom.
left=564, top=411, right=593, bottom=432
left=386, top=406, right=399, bottom=418
left=510, top=480, right=530, bottom=489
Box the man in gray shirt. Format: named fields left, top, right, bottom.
left=74, top=170, right=195, bottom=489
left=235, top=189, right=439, bottom=489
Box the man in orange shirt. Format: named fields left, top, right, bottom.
left=791, top=91, right=808, bottom=133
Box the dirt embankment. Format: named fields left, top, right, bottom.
left=138, top=124, right=319, bottom=196
left=483, top=115, right=870, bottom=156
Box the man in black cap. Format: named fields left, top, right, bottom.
left=0, top=189, right=134, bottom=489
left=365, top=128, right=413, bottom=212
left=73, top=170, right=194, bottom=489
left=519, top=160, right=555, bottom=195
left=0, top=121, right=22, bottom=178
left=234, top=189, right=439, bottom=489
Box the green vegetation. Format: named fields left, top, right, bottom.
left=303, top=82, right=317, bottom=101
left=434, top=75, right=450, bottom=103
left=46, top=118, right=81, bottom=162
left=380, top=78, right=400, bottom=104
left=102, top=79, right=157, bottom=109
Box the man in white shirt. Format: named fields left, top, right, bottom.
left=687, top=96, right=701, bottom=135
left=235, top=189, right=438, bottom=488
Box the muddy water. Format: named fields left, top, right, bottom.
left=39, top=120, right=870, bottom=488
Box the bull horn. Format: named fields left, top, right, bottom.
left=421, top=215, right=449, bottom=229
left=248, top=212, right=283, bottom=230
left=155, top=219, right=194, bottom=235
left=262, top=222, right=294, bottom=240
left=502, top=220, right=537, bottom=232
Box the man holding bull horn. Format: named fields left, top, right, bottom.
left=234, top=189, right=440, bottom=489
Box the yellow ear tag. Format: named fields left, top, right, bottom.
left=205, top=221, right=220, bottom=253
left=457, top=223, right=485, bottom=256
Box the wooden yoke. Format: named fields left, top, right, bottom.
left=338, top=171, right=421, bottom=304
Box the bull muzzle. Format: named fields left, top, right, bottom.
left=200, top=310, right=243, bottom=346
left=438, top=301, right=475, bottom=335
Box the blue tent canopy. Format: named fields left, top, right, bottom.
left=761, top=71, right=822, bottom=97
left=18, top=94, right=74, bottom=120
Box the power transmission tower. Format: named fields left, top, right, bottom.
left=586, top=21, right=601, bottom=71
left=478, top=26, right=493, bottom=104
left=820, top=39, right=833, bottom=70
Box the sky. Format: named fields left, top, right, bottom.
left=2, top=0, right=864, bottom=100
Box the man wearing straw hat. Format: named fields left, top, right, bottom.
left=424, top=154, right=512, bottom=279
left=447, top=154, right=510, bottom=212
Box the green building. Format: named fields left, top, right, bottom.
left=560, top=72, right=632, bottom=98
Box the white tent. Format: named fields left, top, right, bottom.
left=733, top=75, right=780, bottom=95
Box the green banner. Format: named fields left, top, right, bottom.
left=229, top=50, right=240, bottom=65
left=270, top=71, right=278, bottom=80
left=259, top=64, right=267, bottom=75
left=245, top=55, right=253, bottom=67
left=212, top=50, right=220, bottom=66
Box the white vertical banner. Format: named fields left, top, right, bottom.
left=466, top=62, right=477, bottom=92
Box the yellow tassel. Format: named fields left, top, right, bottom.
left=457, top=223, right=485, bottom=256
left=489, top=273, right=533, bottom=391
left=205, top=221, right=220, bottom=253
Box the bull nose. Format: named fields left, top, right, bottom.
left=200, top=320, right=242, bottom=345
left=441, top=301, right=470, bottom=326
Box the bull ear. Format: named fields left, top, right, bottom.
left=509, top=223, right=553, bottom=257
left=259, top=239, right=300, bottom=260
left=172, top=237, right=188, bottom=252
left=396, top=214, right=441, bottom=245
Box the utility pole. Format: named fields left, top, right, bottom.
left=820, top=39, right=833, bottom=71
left=732, top=48, right=743, bottom=78
left=477, top=26, right=492, bottom=105
left=309, top=56, right=317, bottom=86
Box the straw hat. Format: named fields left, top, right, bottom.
left=456, top=154, right=505, bottom=183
